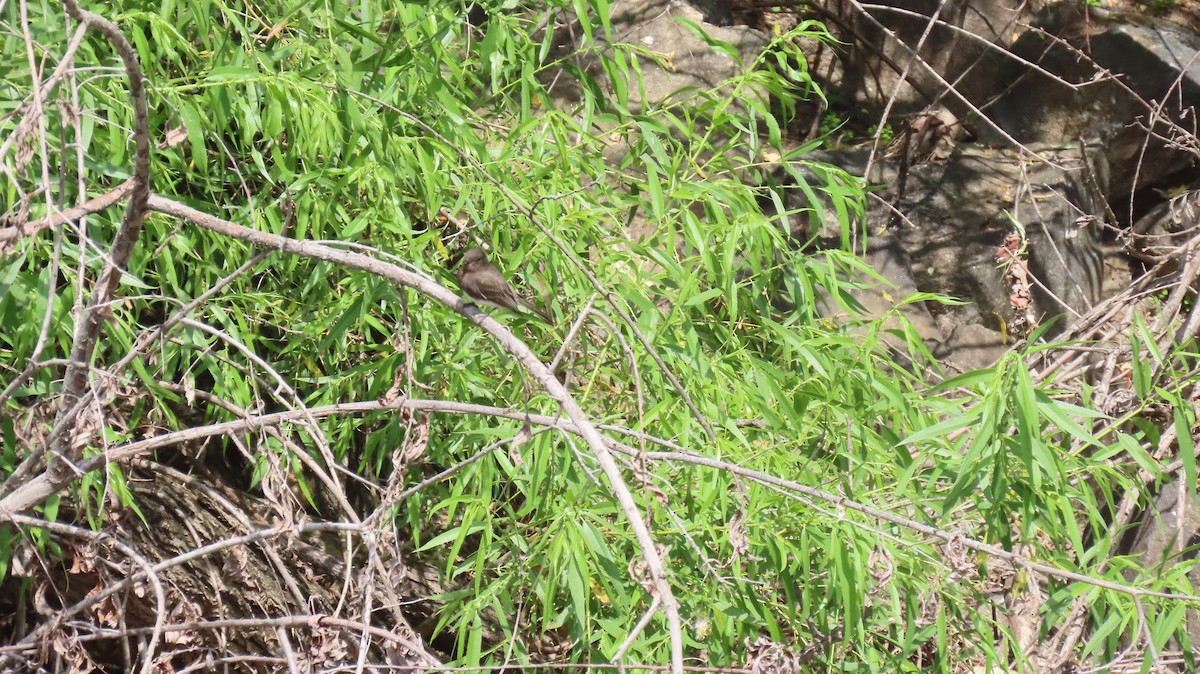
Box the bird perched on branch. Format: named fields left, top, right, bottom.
left=455, top=247, right=551, bottom=323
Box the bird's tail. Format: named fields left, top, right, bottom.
left=519, top=298, right=552, bottom=324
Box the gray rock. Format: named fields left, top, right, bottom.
left=569, top=0, right=770, bottom=165
left=986, top=6, right=1200, bottom=193
left=606, top=0, right=770, bottom=113
left=1126, top=479, right=1200, bottom=646
left=821, top=1, right=1043, bottom=120
left=1130, top=187, right=1200, bottom=275
left=765, top=140, right=1107, bottom=369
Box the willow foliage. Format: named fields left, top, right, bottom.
left=0, top=0, right=1190, bottom=671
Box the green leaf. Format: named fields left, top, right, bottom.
left=178, top=101, right=208, bottom=174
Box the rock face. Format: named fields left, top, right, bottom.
left=581, top=0, right=1200, bottom=372
left=607, top=0, right=769, bottom=113
left=577, top=0, right=771, bottom=165
left=987, top=5, right=1200, bottom=193
left=882, top=144, right=1106, bottom=332
left=579, top=0, right=1200, bottom=355
left=771, top=142, right=1108, bottom=371
left=1126, top=479, right=1200, bottom=645
left=1132, top=188, right=1200, bottom=270
left=585, top=0, right=1185, bottom=369
left=818, top=0, right=1046, bottom=117
left=784, top=3, right=1200, bottom=368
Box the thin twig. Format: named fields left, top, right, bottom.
left=52, top=0, right=152, bottom=477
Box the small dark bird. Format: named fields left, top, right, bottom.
left=455, top=247, right=550, bottom=322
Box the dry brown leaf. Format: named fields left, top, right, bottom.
left=378, top=366, right=405, bottom=407
left=309, top=625, right=349, bottom=667
left=728, top=509, right=750, bottom=559
left=68, top=542, right=97, bottom=574
left=744, top=635, right=801, bottom=674
left=157, top=124, right=188, bottom=149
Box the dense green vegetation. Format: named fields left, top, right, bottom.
left=2, top=0, right=1197, bottom=671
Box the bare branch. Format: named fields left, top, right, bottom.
left=131, top=193, right=688, bottom=674
left=51, top=0, right=152, bottom=474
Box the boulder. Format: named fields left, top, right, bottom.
left=772, top=141, right=1108, bottom=369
